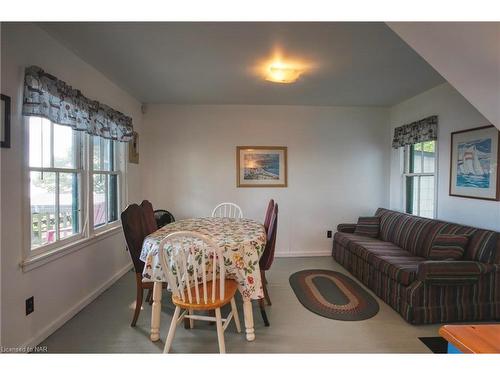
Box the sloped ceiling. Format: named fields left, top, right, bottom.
left=387, top=22, right=500, bottom=128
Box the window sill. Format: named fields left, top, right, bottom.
left=20, top=225, right=123, bottom=273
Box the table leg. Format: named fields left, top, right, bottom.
left=150, top=281, right=163, bottom=341
left=242, top=299, right=255, bottom=341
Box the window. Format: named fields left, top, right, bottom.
left=403, top=140, right=437, bottom=218
left=27, top=117, right=124, bottom=254
left=91, top=137, right=120, bottom=230
left=29, top=118, right=83, bottom=250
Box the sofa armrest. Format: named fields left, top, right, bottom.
left=337, top=223, right=357, bottom=233
left=417, top=261, right=494, bottom=285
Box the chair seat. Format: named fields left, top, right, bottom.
left=172, top=279, right=239, bottom=310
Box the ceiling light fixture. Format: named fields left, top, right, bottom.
left=266, top=61, right=303, bottom=84
left=254, top=50, right=311, bottom=84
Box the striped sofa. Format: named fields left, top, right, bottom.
left=332, top=208, right=500, bottom=324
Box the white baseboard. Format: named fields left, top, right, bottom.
left=276, top=250, right=332, bottom=257
left=21, top=262, right=132, bottom=351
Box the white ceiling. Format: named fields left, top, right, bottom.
left=39, top=22, right=445, bottom=106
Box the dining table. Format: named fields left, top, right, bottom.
left=139, top=216, right=267, bottom=342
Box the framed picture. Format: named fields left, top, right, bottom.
left=1, top=94, right=11, bottom=148
left=128, top=131, right=139, bottom=164
left=237, top=146, right=287, bottom=187
left=450, top=125, right=499, bottom=201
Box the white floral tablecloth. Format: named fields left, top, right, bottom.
left=139, top=217, right=267, bottom=300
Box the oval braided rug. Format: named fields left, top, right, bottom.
left=289, top=269, right=379, bottom=321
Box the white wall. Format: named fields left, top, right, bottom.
left=389, top=83, right=500, bottom=231
left=0, top=22, right=3, bottom=345
left=0, top=23, right=143, bottom=348
left=387, top=22, right=500, bottom=128
left=142, top=105, right=391, bottom=257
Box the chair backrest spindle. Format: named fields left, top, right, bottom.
left=219, top=254, right=225, bottom=299
left=211, top=251, right=217, bottom=302
left=193, top=253, right=200, bottom=304
left=180, top=249, right=192, bottom=303
left=201, top=246, right=208, bottom=304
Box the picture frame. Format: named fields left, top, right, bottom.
left=1, top=94, right=11, bottom=149
left=236, top=146, right=287, bottom=188
left=449, top=125, right=499, bottom=201
left=128, top=131, right=139, bottom=164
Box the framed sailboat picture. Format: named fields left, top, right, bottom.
left=450, top=125, right=500, bottom=201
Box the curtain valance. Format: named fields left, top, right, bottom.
left=22, top=65, right=133, bottom=142
left=392, top=115, right=438, bottom=149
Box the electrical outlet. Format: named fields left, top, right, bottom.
left=327, top=230, right=332, bottom=238
left=26, top=296, right=34, bottom=316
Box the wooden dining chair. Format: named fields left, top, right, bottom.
left=263, top=199, right=275, bottom=231
left=154, top=209, right=175, bottom=228
left=140, top=200, right=158, bottom=234
left=258, top=203, right=278, bottom=326
left=211, top=202, right=243, bottom=219
left=158, top=231, right=241, bottom=353
left=121, top=203, right=166, bottom=326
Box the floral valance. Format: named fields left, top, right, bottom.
left=22, top=66, right=133, bottom=142
left=392, top=115, right=438, bottom=148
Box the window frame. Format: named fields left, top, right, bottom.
left=402, top=140, right=439, bottom=219
left=89, top=137, right=123, bottom=234
left=22, top=116, right=127, bottom=265
left=26, top=119, right=86, bottom=257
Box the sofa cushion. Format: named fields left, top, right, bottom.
left=354, top=216, right=380, bottom=238
left=334, top=232, right=424, bottom=286
left=375, top=208, right=440, bottom=257
left=428, top=234, right=469, bottom=260
left=434, top=222, right=498, bottom=264
left=334, top=232, right=398, bottom=260
left=368, top=254, right=424, bottom=286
